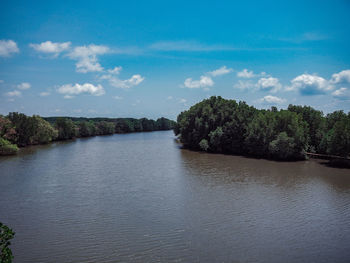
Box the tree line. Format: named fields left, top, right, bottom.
left=0, top=113, right=175, bottom=155
left=174, top=96, right=350, bottom=161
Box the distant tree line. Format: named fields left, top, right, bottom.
left=175, top=96, right=350, bottom=161
left=0, top=113, right=175, bottom=155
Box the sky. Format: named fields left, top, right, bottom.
left=0, top=0, right=350, bottom=120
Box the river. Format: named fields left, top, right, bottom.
left=0, top=131, right=349, bottom=262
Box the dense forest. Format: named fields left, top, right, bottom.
left=0, top=113, right=175, bottom=155
left=175, top=96, right=350, bottom=161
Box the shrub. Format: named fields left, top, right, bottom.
left=0, top=137, right=19, bottom=155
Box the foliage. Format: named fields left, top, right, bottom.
left=78, top=121, right=96, bottom=137
left=199, top=139, right=209, bottom=151
left=0, top=222, right=15, bottom=263
left=175, top=96, right=350, bottom=160
left=55, top=118, right=77, bottom=140
left=7, top=113, right=57, bottom=146
left=1, top=113, right=175, bottom=155
left=0, top=116, right=17, bottom=142
left=0, top=137, right=19, bottom=155
left=269, top=132, right=300, bottom=160
left=96, top=121, right=115, bottom=135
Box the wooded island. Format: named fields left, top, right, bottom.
left=175, top=96, right=350, bottom=162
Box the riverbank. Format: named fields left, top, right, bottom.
left=0, top=113, right=176, bottom=156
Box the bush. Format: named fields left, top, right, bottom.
left=0, top=137, right=19, bottom=155
left=269, top=132, right=303, bottom=160
left=199, top=139, right=209, bottom=151
left=0, top=222, right=15, bottom=263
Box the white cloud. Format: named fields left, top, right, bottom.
left=102, top=73, right=144, bottom=89
left=113, top=96, right=123, bottom=100
left=237, top=69, right=255, bottom=78
left=332, top=87, right=350, bottom=100
left=330, top=70, right=350, bottom=84
left=236, top=69, right=267, bottom=79
left=39, top=91, right=50, bottom=97
left=0, top=40, right=19, bottom=57
left=5, top=90, right=21, bottom=97
left=57, top=83, right=105, bottom=97
left=184, top=76, right=214, bottom=89
left=0, top=80, right=4, bottom=83
left=258, top=95, right=286, bottom=105
left=287, top=74, right=332, bottom=95
left=108, top=66, right=122, bottom=74
left=101, top=67, right=144, bottom=89
left=256, top=77, right=282, bottom=93
left=30, top=41, right=71, bottom=57
left=184, top=66, right=233, bottom=89
left=179, top=98, right=187, bottom=104
left=17, top=82, right=31, bottom=90
left=208, top=66, right=233, bottom=77
left=167, top=96, right=173, bottom=100
left=68, top=44, right=110, bottom=73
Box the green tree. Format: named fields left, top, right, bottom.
left=78, top=121, right=96, bottom=137
left=325, top=117, right=350, bottom=157
left=31, top=116, right=58, bottom=144
left=96, top=121, right=115, bottom=135
left=0, top=137, right=19, bottom=155
left=209, top=126, right=224, bottom=152
left=269, top=132, right=300, bottom=160
left=0, top=222, right=15, bottom=263
left=55, top=118, right=77, bottom=140
left=199, top=139, right=209, bottom=151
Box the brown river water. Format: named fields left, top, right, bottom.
left=0, top=130, right=349, bottom=262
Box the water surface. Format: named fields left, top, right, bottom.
left=1, top=131, right=349, bottom=262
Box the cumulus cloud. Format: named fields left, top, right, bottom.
left=332, top=87, right=350, bottom=100
left=57, top=83, right=105, bottom=97
left=30, top=41, right=71, bottom=57
left=287, top=74, right=332, bottom=95
left=237, top=69, right=266, bottom=78
left=0, top=40, right=19, bottom=57
left=68, top=44, right=110, bottom=73
left=256, top=77, right=282, bottom=93
left=101, top=71, right=144, bottom=89
left=179, top=98, right=187, bottom=104
left=108, top=66, right=123, bottom=74
left=184, top=66, right=235, bottom=90
left=184, top=76, right=214, bottom=89
left=330, top=70, right=350, bottom=84
left=258, top=95, right=286, bottom=105
left=17, top=82, right=31, bottom=90
left=5, top=90, right=21, bottom=97
left=208, top=66, right=233, bottom=77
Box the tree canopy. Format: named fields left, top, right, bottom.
left=0, top=113, right=176, bottom=155
left=175, top=96, right=350, bottom=160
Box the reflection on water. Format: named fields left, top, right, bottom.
left=0, top=131, right=349, bottom=263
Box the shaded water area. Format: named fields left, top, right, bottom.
left=1, top=131, right=350, bottom=263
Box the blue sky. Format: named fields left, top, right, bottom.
left=0, top=0, right=349, bottom=119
